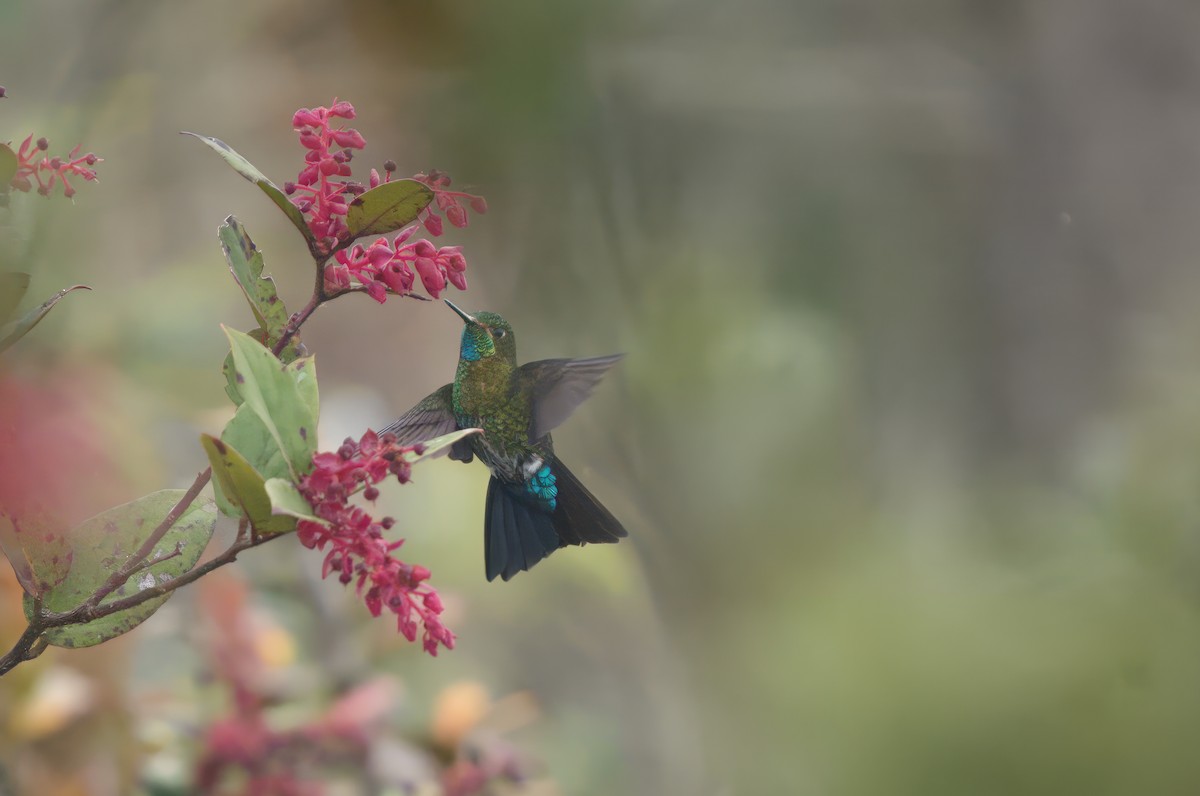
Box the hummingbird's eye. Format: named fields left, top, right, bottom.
left=493, top=328, right=507, bottom=339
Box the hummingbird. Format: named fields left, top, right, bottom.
left=381, top=300, right=628, bottom=581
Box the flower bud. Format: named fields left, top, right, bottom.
left=380, top=262, right=414, bottom=294
left=292, top=108, right=322, bottom=128
left=332, top=128, right=367, bottom=149
left=423, top=212, right=443, bottom=237
left=330, top=101, right=356, bottom=119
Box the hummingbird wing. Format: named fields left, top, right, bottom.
left=520, top=354, right=624, bottom=443
left=378, top=384, right=468, bottom=460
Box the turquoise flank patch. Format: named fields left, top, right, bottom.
left=460, top=329, right=481, bottom=361
left=527, top=464, right=558, bottom=510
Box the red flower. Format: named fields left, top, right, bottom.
left=288, top=100, right=482, bottom=302
left=329, top=229, right=468, bottom=303
left=286, top=100, right=367, bottom=254
left=295, top=429, right=454, bottom=656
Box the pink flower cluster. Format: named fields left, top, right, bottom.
left=296, top=429, right=454, bottom=656
left=286, top=101, right=362, bottom=252
left=286, top=100, right=485, bottom=302
left=324, top=226, right=467, bottom=303
left=8, top=135, right=100, bottom=199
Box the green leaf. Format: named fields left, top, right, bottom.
left=220, top=355, right=318, bottom=485
left=287, top=354, right=320, bottom=420
left=23, top=491, right=218, bottom=648
left=405, top=428, right=482, bottom=463
left=0, top=510, right=72, bottom=596
left=222, top=327, right=318, bottom=480
left=264, top=478, right=323, bottom=524
left=222, top=327, right=302, bottom=405
left=345, top=179, right=433, bottom=240
left=0, top=272, right=31, bottom=325
left=0, top=143, right=17, bottom=190
left=219, top=217, right=292, bottom=343
left=221, top=353, right=318, bottom=476
left=222, top=403, right=288, bottom=482
left=182, top=132, right=320, bottom=258
left=0, top=284, right=91, bottom=354
left=201, top=434, right=295, bottom=534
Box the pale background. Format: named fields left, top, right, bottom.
left=5, top=1, right=1200, bottom=794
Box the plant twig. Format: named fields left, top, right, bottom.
left=0, top=275, right=329, bottom=678
left=85, top=468, right=212, bottom=609
left=0, top=625, right=44, bottom=676
left=0, top=526, right=290, bottom=676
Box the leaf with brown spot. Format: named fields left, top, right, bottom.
left=202, top=434, right=294, bottom=534
left=22, top=490, right=218, bottom=648
left=345, top=179, right=433, bottom=240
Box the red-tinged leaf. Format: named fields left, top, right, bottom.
left=0, top=510, right=72, bottom=596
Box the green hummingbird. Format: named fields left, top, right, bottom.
left=382, top=300, right=628, bottom=581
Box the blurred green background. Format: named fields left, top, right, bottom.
left=6, top=0, right=1200, bottom=793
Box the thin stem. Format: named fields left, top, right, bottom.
left=274, top=290, right=321, bottom=356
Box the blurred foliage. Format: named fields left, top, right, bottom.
left=6, top=0, right=1200, bottom=794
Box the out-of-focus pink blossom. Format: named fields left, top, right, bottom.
left=412, top=168, right=486, bottom=239
left=7, top=135, right=101, bottom=199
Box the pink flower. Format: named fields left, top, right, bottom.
left=7, top=135, right=101, bottom=199
left=288, top=100, right=481, bottom=302
left=412, top=168, right=487, bottom=238
left=325, top=227, right=468, bottom=302
left=286, top=100, right=367, bottom=254
left=295, top=429, right=454, bottom=656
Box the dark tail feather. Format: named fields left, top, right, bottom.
left=485, top=477, right=561, bottom=582
left=551, top=459, right=628, bottom=546
left=483, top=460, right=627, bottom=582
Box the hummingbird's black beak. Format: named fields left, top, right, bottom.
left=444, top=299, right=478, bottom=325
